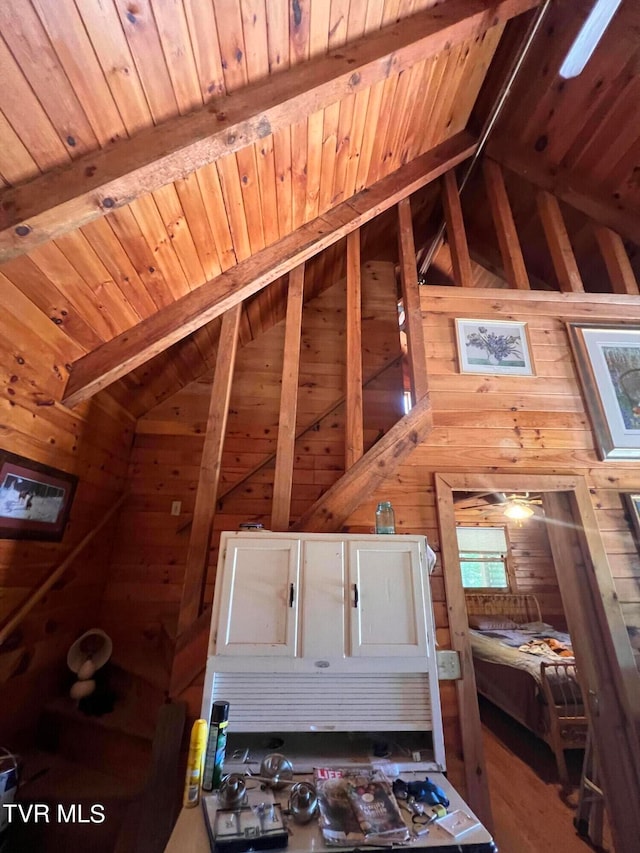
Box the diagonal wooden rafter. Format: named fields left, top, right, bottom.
left=271, top=265, right=305, bottom=531
left=0, top=0, right=538, bottom=262
left=487, top=141, right=640, bottom=246
left=62, top=131, right=477, bottom=409
left=346, top=230, right=364, bottom=470
left=176, top=304, right=241, bottom=636
left=292, top=393, right=433, bottom=533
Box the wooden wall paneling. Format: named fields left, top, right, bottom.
left=366, top=74, right=400, bottom=187
left=113, top=0, right=178, bottom=122
left=346, top=231, right=364, bottom=469
left=535, top=190, right=584, bottom=293
left=61, top=132, right=476, bottom=407
left=1, top=254, right=103, bottom=353
left=441, top=169, right=473, bottom=287
left=0, top=112, right=36, bottom=186
left=446, top=24, right=505, bottom=138
left=488, top=142, right=640, bottom=248
left=212, top=0, right=249, bottom=92
left=423, top=42, right=467, bottom=152
left=29, top=243, right=126, bottom=342
left=0, top=1, right=98, bottom=156
left=397, top=197, right=429, bottom=402
left=273, top=127, right=293, bottom=238
left=78, top=217, right=160, bottom=319
left=30, top=0, right=128, bottom=147
left=543, top=489, right=640, bottom=853
left=271, top=265, right=305, bottom=531
left=398, top=58, right=433, bottom=168
left=482, top=158, right=530, bottom=290
left=152, top=0, right=202, bottom=114
left=292, top=392, right=433, bottom=532
left=216, top=153, right=253, bottom=262
left=124, top=196, right=192, bottom=302
left=236, top=146, right=267, bottom=255
left=152, top=184, right=207, bottom=288
left=291, top=118, right=309, bottom=231
left=5, top=0, right=527, bottom=260
left=593, top=225, right=640, bottom=295
left=176, top=304, right=242, bottom=635
left=331, top=92, right=356, bottom=207
left=434, top=473, right=493, bottom=829
left=73, top=0, right=151, bottom=135
left=195, top=164, right=238, bottom=272
left=256, top=133, right=281, bottom=248
left=174, top=173, right=223, bottom=281
left=0, top=34, right=69, bottom=177
left=0, top=494, right=127, bottom=646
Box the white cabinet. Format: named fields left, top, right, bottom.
left=347, top=538, right=427, bottom=657
left=203, top=532, right=444, bottom=766
left=212, top=533, right=429, bottom=663
left=215, top=537, right=301, bottom=656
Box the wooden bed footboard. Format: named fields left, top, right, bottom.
left=539, top=660, right=588, bottom=785
left=465, top=592, right=542, bottom=625
left=465, top=592, right=588, bottom=785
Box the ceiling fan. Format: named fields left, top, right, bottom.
left=559, top=0, right=623, bottom=79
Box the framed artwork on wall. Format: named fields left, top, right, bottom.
left=567, top=323, right=640, bottom=460
left=455, top=319, right=534, bottom=376
left=0, top=450, right=78, bottom=540
left=623, top=493, right=640, bottom=550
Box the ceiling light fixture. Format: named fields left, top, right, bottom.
left=559, top=0, right=623, bottom=80
left=503, top=495, right=535, bottom=521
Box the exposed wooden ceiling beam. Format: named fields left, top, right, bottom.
left=0, top=0, right=539, bottom=262
left=292, top=394, right=433, bottom=534
left=61, top=131, right=477, bottom=409
left=487, top=143, right=640, bottom=246
left=482, top=158, right=530, bottom=289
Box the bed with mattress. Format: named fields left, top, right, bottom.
left=465, top=592, right=588, bottom=784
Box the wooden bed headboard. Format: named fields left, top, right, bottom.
left=464, top=593, right=542, bottom=625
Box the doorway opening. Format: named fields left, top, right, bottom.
left=434, top=473, right=640, bottom=853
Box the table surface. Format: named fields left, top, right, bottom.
left=165, top=771, right=495, bottom=852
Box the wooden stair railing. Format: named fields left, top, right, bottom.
left=0, top=493, right=127, bottom=649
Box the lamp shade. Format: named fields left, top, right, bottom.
left=503, top=499, right=534, bottom=520
left=67, top=629, right=112, bottom=674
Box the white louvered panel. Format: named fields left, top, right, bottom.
left=211, top=672, right=433, bottom=732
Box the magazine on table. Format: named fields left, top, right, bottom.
left=314, top=767, right=409, bottom=846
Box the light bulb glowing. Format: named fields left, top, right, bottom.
left=504, top=499, right=535, bottom=520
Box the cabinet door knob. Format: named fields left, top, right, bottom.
left=353, top=583, right=359, bottom=608
left=289, top=583, right=295, bottom=608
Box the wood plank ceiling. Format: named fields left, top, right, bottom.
left=0, top=0, right=638, bottom=419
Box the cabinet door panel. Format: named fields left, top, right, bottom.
left=348, top=540, right=427, bottom=657
left=301, top=539, right=346, bottom=660
left=216, top=538, right=300, bottom=656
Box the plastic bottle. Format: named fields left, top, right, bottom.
left=375, top=501, right=396, bottom=534
left=183, top=718, right=208, bottom=808
left=202, top=700, right=230, bottom=791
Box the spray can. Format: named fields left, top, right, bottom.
left=202, top=700, right=230, bottom=791
left=183, top=718, right=208, bottom=808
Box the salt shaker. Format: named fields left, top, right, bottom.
left=375, top=501, right=395, bottom=534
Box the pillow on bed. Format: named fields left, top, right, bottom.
left=517, top=620, right=556, bottom=632
left=468, top=614, right=518, bottom=630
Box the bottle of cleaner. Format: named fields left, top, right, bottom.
left=202, top=700, right=230, bottom=791
left=183, top=718, right=208, bottom=808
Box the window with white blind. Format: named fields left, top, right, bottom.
left=456, top=526, right=510, bottom=589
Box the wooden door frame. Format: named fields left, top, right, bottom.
left=434, top=472, right=640, bottom=852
